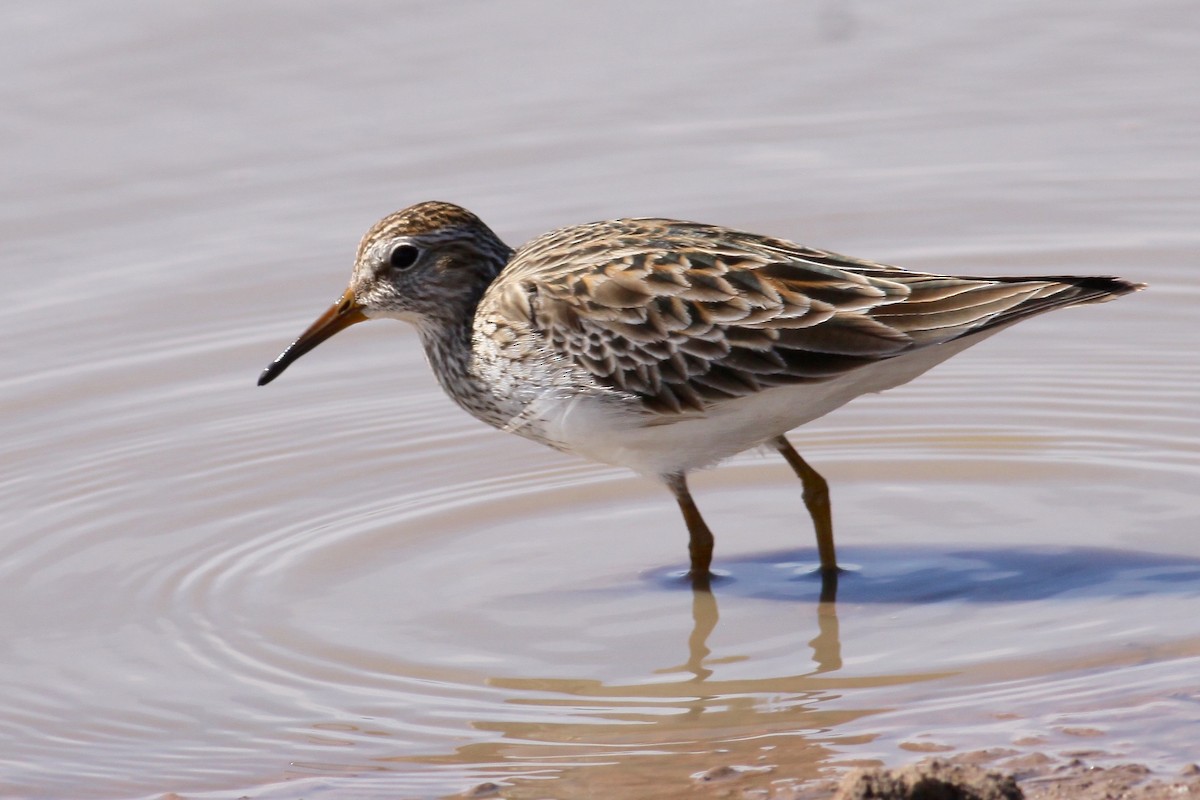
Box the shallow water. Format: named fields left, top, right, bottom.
left=2, top=1, right=1198, bottom=798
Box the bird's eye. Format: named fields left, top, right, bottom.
left=389, top=244, right=420, bottom=270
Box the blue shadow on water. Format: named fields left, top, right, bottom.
left=647, top=545, right=1200, bottom=604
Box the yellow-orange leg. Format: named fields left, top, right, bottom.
left=665, top=473, right=714, bottom=589
left=772, top=435, right=838, bottom=575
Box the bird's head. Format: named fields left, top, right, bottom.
left=257, top=201, right=511, bottom=386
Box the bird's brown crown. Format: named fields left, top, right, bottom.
left=356, top=201, right=490, bottom=263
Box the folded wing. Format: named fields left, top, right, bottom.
left=494, top=219, right=1139, bottom=414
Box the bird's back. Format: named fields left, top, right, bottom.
left=479, top=218, right=1141, bottom=417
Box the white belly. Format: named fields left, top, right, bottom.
left=532, top=328, right=1003, bottom=477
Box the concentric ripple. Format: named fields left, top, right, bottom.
left=3, top=256, right=1198, bottom=798
left=4, top=9, right=1198, bottom=790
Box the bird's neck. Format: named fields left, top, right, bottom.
left=417, top=312, right=475, bottom=375
left=413, top=280, right=501, bottom=425
left=413, top=244, right=516, bottom=424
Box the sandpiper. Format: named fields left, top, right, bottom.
left=258, top=201, right=1142, bottom=588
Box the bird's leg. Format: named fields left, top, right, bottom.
left=665, top=473, right=714, bottom=587
left=771, top=435, right=839, bottom=575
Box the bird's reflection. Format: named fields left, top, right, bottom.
left=684, top=586, right=718, bottom=681
left=810, top=592, right=843, bottom=674
left=455, top=575, right=890, bottom=794
left=676, top=580, right=842, bottom=682
left=399, top=544, right=1200, bottom=793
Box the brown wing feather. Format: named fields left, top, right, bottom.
left=502, top=219, right=1139, bottom=414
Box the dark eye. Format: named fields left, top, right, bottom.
left=389, top=244, right=420, bottom=270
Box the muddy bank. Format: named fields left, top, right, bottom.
left=446, top=749, right=1200, bottom=799
left=784, top=752, right=1200, bottom=800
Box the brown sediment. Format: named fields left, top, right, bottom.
left=832, top=758, right=1021, bottom=799
left=798, top=753, right=1200, bottom=800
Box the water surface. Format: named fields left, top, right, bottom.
left=2, top=2, right=1198, bottom=798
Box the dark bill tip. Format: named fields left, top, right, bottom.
left=255, top=288, right=367, bottom=387
left=257, top=358, right=287, bottom=386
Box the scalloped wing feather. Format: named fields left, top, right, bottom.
left=488, top=219, right=1135, bottom=415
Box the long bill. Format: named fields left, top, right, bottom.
left=257, top=287, right=367, bottom=386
